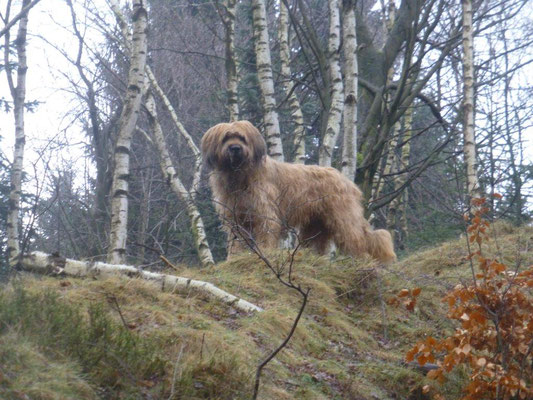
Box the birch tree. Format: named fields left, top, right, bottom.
left=340, top=0, right=358, bottom=179
left=216, top=0, right=239, bottom=121
left=21, top=251, right=261, bottom=312
left=387, top=106, right=413, bottom=243
left=372, top=124, right=399, bottom=204
left=461, top=0, right=480, bottom=201
left=279, top=1, right=306, bottom=164
left=318, top=0, right=344, bottom=167
left=4, top=0, right=31, bottom=269
left=0, top=0, right=40, bottom=39
left=370, top=0, right=397, bottom=203
left=109, top=0, right=214, bottom=266
left=251, top=0, right=284, bottom=161
left=107, top=0, right=148, bottom=265
left=145, top=90, right=214, bottom=266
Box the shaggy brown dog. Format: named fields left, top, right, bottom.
left=201, top=120, right=396, bottom=263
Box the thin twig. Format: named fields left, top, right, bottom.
left=107, top=294, right=129, bottom=329
left=252, top=287, right=310, bottom=400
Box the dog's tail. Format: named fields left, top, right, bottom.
left=367, top=229, right=397, bottom=263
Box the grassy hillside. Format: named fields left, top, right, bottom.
left=1, top=222, right=531, bottom=399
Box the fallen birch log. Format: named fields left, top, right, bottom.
left=20, top=252, right=263, bottom=313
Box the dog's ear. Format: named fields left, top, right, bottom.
left=239, top=120, right=266, bottom=163
left=201, top=124, right=223, bottom=169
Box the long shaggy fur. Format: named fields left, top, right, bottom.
left=201, top=120, right=396, bottom=263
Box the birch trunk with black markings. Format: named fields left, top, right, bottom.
left=340, top=0, right=358, bottom=180
left=279, top=1, right=306, bottom=163
left=252, top=0, right=284, bottom=161
left=219, top=0, right=239, bottom=121
left=110, top=1, right=213, bottom=265
left=461, top=0, right=480, bottom=201
left=5, top=0, right=31, bottom=269
left=318, top=0, right=344, bottom=167
left=145, top=91, right=214, bottom=267
left=387, top=106, right=413, bottom=243
left=107, top=0, right=148, bottom=265
left=21, top=252, right=260, bottom=312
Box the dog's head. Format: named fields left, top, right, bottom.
left=201, top=120, right=267, bottom=171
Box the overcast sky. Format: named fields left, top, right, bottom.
left=1, top=0, right=115, bottom=194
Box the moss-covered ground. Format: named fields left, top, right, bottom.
left=0, top=222, right=531, bottom=399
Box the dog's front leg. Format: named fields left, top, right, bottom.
left=253, top=218, right=282, bottom=250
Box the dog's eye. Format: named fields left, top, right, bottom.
left=222, top=135, right=230, bottom=144
left=222, top=133, right=246, bottom=144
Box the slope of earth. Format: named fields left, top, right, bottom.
left=0, top=222, right=531, bottom=399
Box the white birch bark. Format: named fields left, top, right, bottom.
left=372, top=123, right=399, bottom=202
left=251, top=0, right=284, bottom=161
left=340, top=0, right=358, bottom=179
left=0, top=0, right=40, bottom=40
left=318, top=0, right=344, bottom=167
left=145, top=66, right=203, bottom=197
left=220, top=0, right=239, bottom=121
left=109, top=2, right=214, bottom=265
left=21, top=252, right=262, bottom=313
left=145, top=92, right=215, bottom=267
left=5, top=0, right=31, bottom=269
left=371, top=0, right=397, bottom=204
left=279, top=1, right=306, bottom=164
left=387, top=106, right=413, bottom=237
left=461, top=0, right=480, bottom=200
left=107, top=0, right=148, bottom=265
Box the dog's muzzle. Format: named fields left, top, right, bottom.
left=228, top=145, right=244, bottom=167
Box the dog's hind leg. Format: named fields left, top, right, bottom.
left=326, top=207, right=369, bottom=259
left=329, top=209, right=396, bottom=262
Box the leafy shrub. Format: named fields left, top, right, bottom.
left=405, top=198, right=533, bottom=399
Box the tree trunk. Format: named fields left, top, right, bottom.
left=370, top=0, right=398, bottom=204
left=145, top=66, right=203, bottom=197
left=145, top=57, right=214, bottom=266
left=461, top=0, right=480, bottom=201
left=21, top=251, right=261, bottom=313
left=318, top=0, right=344, bottom=167
left=279, top=1, right=306, bottom=164
left=372, top=122, right=399, bottom=204
left=5, top=0, right=31, bottom=269
left=225, top=0, right=239, bottom=121
left=387, top=105, right=413, bottom=244
left=251, top=0, right=284, bottom=161
left=340, top=0, right=358, bottom=179
left=217, top=0, right=239, bottom=121
left=107, top=0, right=148, bottom=265
left=500, top=26, right=523, bottom=223
left=145, top=92, right=215, bottom=267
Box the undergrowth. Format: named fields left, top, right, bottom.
left=0, top=286, right=166, bottom=399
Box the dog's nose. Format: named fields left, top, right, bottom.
left=229, top=144, right=242, bottom=154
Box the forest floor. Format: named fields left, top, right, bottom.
left=0, top=222, right=531, bottom=400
